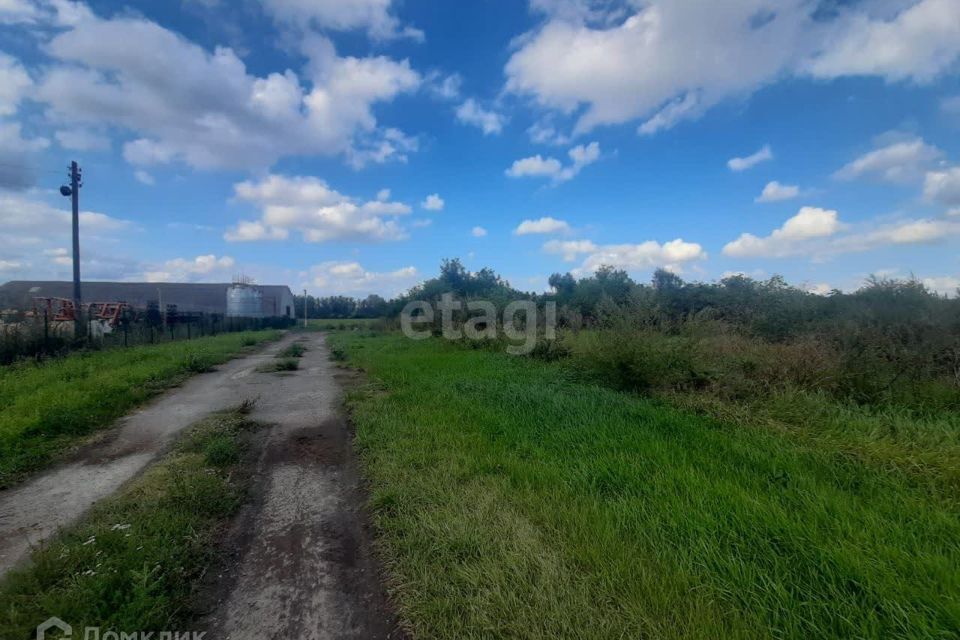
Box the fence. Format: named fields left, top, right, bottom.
left=0, top=309, right=294, bottom=365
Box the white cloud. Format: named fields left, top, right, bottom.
left=0, top=51, right=31, bottom=116
left=54, top=128, right=110, bottom=151
left=260, top=0, right=423, bottom=41
left=376, top=188, right=391, bottom=201
left=507, top=1, right=960, bottom=137
left=805, top=282, right=833, bottom=296
left=506, top=154, right=562, bottom=178
left=421, top=193, right=444, bottom=211
left=471, top=226, right=487, bottom=237
left=923, top=167, right=960, bottom=206
left=728, top=145, right=773, bottom=172
left=544, top=237, right=705, bottom=275
left=223, top=220, right=289, bottom=242
left=506, top=141, right=600, bottom=182
left=426, top=72, right=462, bottom=100
left=0, top=259, right=23, bottom=272
left=0, top=0, right=39, bottom=24
left=543, top=239, right=598, bottom=261
left=143, top=254, right=235, bottom=283
left=835, top=137, right=943, bottom=184
left=455, top=99, right=506, bottom=135
left=723, top=206, right=843, bottom=258
left=514, top=216, right=570, bottom=235
left=725, top=206, right=960, bottom=259
left=307, top=260, right=418, bottom=296
left=756, top=180, right=800, bottom=203
left=506, top=2, right=814, bottom=136
left=0, top=190, right=132, bottom=278
left=527, top=119, right=570, bottom=145
left=833, top=217, right=960, bottom=253
left=922, top=275, right=960, bottom=296
left=30, top=10, right=420, bottom=171
left=134, top=170, right=155, bottom=186
left=226, top=174, right=412, bottom=243
left=637, top=91, right=701, bottom=136
left=805, top=0, right=960, bottom=83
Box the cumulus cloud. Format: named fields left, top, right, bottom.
left=755, top=180, right=800, bottom=203
left=54, top=128, right=110, bottom=151
left=134, top=170, right=155, bottom=186
left=143, top=254, right=235, bottom=283
left=542, top=239, right=598, bottom=261
left=0, top=190, right=132, bottom=278
left=421, top=193, right=444, bottom=210
left=307, top=260, right=418, bottom=296
left=0, top=52, right=31, bottom=116
left=728, top=145, right=773, bottom=172
left=455, top=99, right=506, bottom=135
left=835, top=137, right=943, bottom=184
left=723, top=207, right=843, bottom=258
left=514, top=216, right=571, bottom=235
left=922, top=275, right=960, bottom=296
left=225, top=174, right=413, bottom=243
left=29, top=8, right=420, bottom=171
left=506, top=141, right=600, bottom=182
left=724, top=206, right=960, bottom=259
left=471, top=226, right=488, bottom=237
left=832, top=217, right=960, bottom=253
left=544, top=237, right=705, bottom=275
left=924, top=166, right=960, bottom=206
left=259, top=0, right=423, bottom=41
left=506, top=1, right=960, bottom=136
left=805, top=0, right=960, bottom=82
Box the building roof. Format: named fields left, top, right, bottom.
left=0, top=281, right=294, bottom=315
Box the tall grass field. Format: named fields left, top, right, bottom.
left=329, top=331, right=959, bottom=639
left=0, top=330, right=279, bottom=486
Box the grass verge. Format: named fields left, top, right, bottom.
left=0, top=330, right=279, bottom=488
left=0, top=410, right=261, bottom=636
left=329, top=330, right=960, bottom=639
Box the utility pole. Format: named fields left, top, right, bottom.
left=61, top=161, right=82, bottom=338
left=303, top=288, right=308, bottom=328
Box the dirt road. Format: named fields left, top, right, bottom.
left=0, top=332, right=399, bottom=639
left=201, top=333, right=400, bottom=640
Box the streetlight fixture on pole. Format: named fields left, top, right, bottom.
left=60, top=161, right=82, bottom=339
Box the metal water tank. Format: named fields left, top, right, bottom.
left=226, top=284, right=263, bottom=318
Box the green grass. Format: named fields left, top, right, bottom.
left=0, top=330, right=279, bottom=487
left=257, top=357, right=299, bottom=372
left=276, top=341, right=307, bottom=358
left=0, top=410, right=260, bottom=636
left=329, top=331, right=960, bottom=639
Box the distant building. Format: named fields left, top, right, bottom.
left=0, top=281, right=296, bottom=318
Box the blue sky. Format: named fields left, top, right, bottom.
left=1, top=0, right=959, bottom=297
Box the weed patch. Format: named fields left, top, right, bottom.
left=257, top=358, right=299, bottom=373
